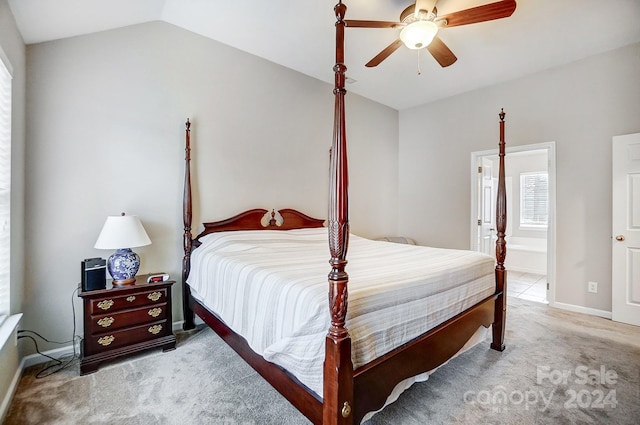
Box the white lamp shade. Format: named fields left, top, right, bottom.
left=94, top=214, right=152, bottom=249
left=400, top=20, right=438, bottom=50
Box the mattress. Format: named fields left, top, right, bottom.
left=187, top=227, right=495, bottom=397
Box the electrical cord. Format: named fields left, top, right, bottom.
left=17, top=329, right=75, bottom=345
left=17, top=284, right=81, bottom=378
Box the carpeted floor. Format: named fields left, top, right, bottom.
left=4, top=297, right=640, bottom=424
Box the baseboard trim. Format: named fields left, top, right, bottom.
left=21, top=344, right=78, bottom=369
left=551, top=301, right=612, bottom=319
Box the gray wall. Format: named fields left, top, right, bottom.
left=23, top=21, right=399, bottom=352
left=398, top=42, right=640, bottom=313
left=0, top=0, right=26, bottom=414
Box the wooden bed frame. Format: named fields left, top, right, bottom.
left=181, top=2, right=507, bottom=424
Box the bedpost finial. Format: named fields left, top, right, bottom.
left=499, top=108, right=505, bottom=122
left=334, top=1, right=346, bottom=20
left=186, top=118, right=191, bottom=130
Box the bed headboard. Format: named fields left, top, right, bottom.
left=197, top=208, right=324, bottom=235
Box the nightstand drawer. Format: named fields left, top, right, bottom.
left=85, top=321, right=169, bottom=355
left=88, top=288, right=168, bottom=314
left=90, top=303, right=168, bottom=333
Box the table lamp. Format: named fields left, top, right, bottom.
left=94, top=212, right=152, bottom=286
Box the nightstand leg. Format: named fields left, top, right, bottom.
left=80, top=359, right=100, bottom=375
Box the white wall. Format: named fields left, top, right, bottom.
left=0, top=0, right=26, bottom=415
left=399, top=42, right=640, bottom=313
left=24, top=21, right=398, bottom=352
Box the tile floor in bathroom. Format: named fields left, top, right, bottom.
left=508, top=271, right=548, bottom=303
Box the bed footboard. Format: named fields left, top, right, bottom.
left=352, top=296, right=496, bottom=423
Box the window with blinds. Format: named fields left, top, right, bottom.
left=0, top=55, right=11, bottom=326
left=520, top=172, right=548, bottom=228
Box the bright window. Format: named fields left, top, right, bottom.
left=0, top=54, right=11, bottom=326
left=520, top=172, right=548, bottom=228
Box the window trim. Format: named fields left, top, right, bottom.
left=0, top=50, right=12, bottom=326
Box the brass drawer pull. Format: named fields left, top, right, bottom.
left=97, top=317, right=115, bottom=328
left=148, top=308, right=162, bottom=318
left=97, top=299, right=114, bottom=310
left=147, top=292, right=162, bottom=302
left=148, top=325, right=162, bottom=335
left=126, top=295, right=136, bottom=302
left=98, top=335, right=115, bottom=346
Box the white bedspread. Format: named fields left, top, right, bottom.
left=187, top=228, right=495, bottom=397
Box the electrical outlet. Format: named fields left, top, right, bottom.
left=588, top=281, right=598, bottom=293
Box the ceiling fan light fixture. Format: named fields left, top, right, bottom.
left=400, top=20, right=438, bottom=50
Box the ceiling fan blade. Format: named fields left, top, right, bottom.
left=365, top=39, right=404, bottom=67
left=437, top=0, right=516, bottom=28
left=345, top=20, right=403, bottom=28
left=415, top=0, right=437, bottom=15
left=426, top=36, right=457, bottom=67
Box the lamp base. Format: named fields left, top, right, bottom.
left=112, top=278, right=137, bottom=287
left=107, top=248, right=141, bottom=285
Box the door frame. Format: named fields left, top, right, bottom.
left=470, top=142, right=557, bottom=305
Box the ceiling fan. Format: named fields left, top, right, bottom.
left=345, top=0, right=517, bottom=68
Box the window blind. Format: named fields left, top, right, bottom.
left=520, top=172, right=548, bottom=227
left=0, top=56, right=11, bottom=324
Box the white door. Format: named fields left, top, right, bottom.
left=478, top=157, right=496, bottom=256
left=612, top=133, right=640, bottom=326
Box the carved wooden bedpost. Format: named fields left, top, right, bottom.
left=324, top=2, right=354, bottom=424
left=182, top=118, right=196, bottom=330
left=491, top=109, right=507, bottom=351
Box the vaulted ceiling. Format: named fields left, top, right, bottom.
left=8, top=0, right=640, bottom=110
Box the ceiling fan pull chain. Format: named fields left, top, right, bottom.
left=417, top=49, right=422, bottom=75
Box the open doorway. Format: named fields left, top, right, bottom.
left=470, top=142, right=556, bottom=305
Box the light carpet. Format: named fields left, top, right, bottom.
left=4, top=297, right=640, bottom=424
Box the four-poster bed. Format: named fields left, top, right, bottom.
left=180, top=2, right=507, bottom=424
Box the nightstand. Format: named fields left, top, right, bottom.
left=78, top=275, right=177, bottom=375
